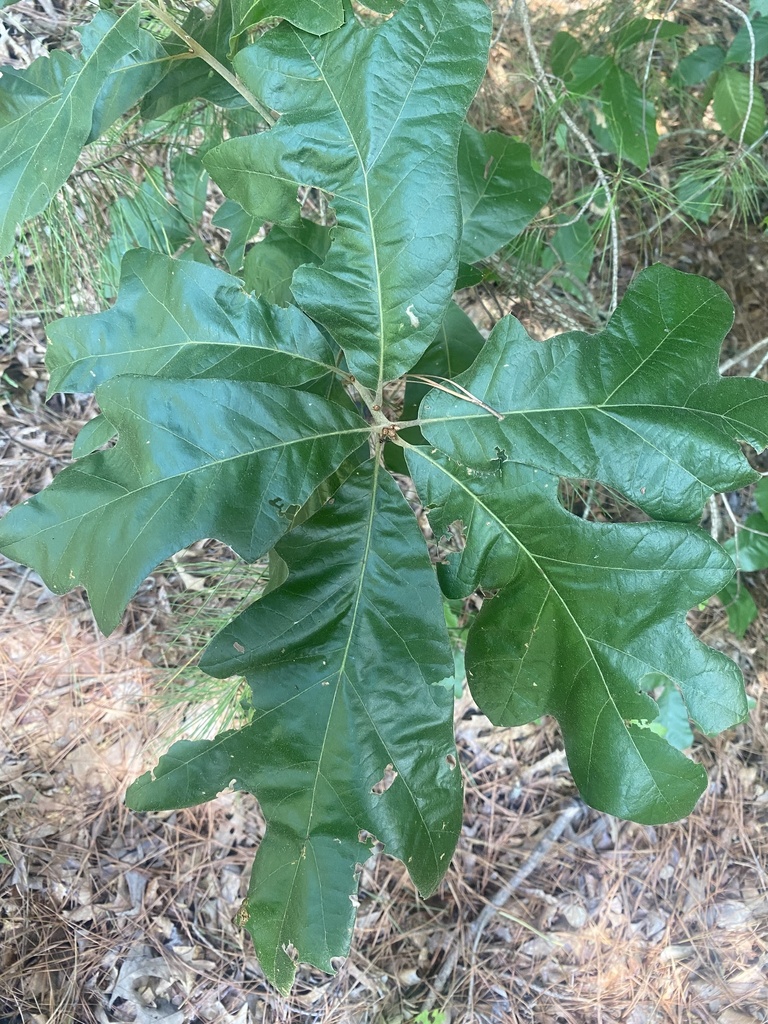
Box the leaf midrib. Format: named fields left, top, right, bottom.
left=23, top=417, right=370, bottom=542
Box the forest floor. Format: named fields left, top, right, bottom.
left=2, top=1, right=768, bottom=1022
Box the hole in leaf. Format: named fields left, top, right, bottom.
left=282, top=942, right=299, bottom=963
left=233, top=641, right=245, bottom=653
left=358, top=829, right=378, bottom=846
left=558, top=478, right=651, bottom=524
left=371, top=763, right=398, bottom=794
left=446, top=753, right=457, bottom=769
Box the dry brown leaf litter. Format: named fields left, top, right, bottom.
left=1, top=601, right=767, bottom=1023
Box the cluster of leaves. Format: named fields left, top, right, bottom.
left=673, top=3, right=768, bottom=145
left=1, top=0, right=768, bottom=993
left=719, top=476, right=768, bottom=635
left=550, top=15, right=687, bottom=170
left=545, top=1, right=767, bottom=234
left=551, top=5, right=767, bottom=168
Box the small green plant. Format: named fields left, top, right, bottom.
left=718, top=476, right=768, bottom=635
left=1, top=0, right=768, bottom=994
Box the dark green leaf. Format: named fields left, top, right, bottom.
left=719, top=578, right=759, bottom=636
left=406, top=447, right=745, bottom=823
left=612, top=18, right=686, bottom=52
left=205, top=0, right=492, bottom=390
left=726, top=16, right=768, bottom=63
left=72, top=415, right=117, bottom=458
left=674, top=172, right=719, bottom=223
left=141, top=3, right=244, bottom=118
left=102, top=168, right=191, bottom=282
left=0, top=51, right=77, bottom=125
left=0, top=4, right=148, bottom=257
left=549, top=31, right=583, bottom=79
left=47, top=249, right=340, bottom=393
left=244, top=220, right=331, bottom=305
left=419, top=266, right=768, bottom=522
left=171, top=151, right=209, bottom=224
left=601, top=63, right=658, bottom=169
left=566, top=55, right=613, bottom=96
left=542, top=215, right=594, bottom=291
left=128, top=460, right=460, bottom=992
left=386, top=301, right=485, bottom=473
left=79, top=8, right=170, bottom=141
left=673, top=44, right=726, bottom=86
left=458, top=125, right=550, bottom=263
left=455, top=262, right=485, bottom=289
left=0, top=378, right=368, bottom=632
left=212, top=198, right=260, bottom=273
left=230, top=0, right=343, bottom=47
left=713, top=65, right=766, bottom=143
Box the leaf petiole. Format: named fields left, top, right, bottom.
left=406, top=374, right=504, bottom=421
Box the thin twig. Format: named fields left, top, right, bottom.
left=141, top=0, right=275, bottom=126
left=716, top=0, right=756, bottom=147
left=719, top=336, right=768, bottom=373
left=420, top=800, right=582, bottom=1016
left=515, top=0, right=620, bottom=311
left=467, top=801, right=581, bottom=1011
left=407, top=375, right=504, bottom=420
left=0, top=567, right=32, bottom=620
left=640, top=0, right=681, bottom=169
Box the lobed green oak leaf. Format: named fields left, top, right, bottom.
left=127, top=459, right=460, bottom=992
left=406, top=446, right=746, bottom=823
left=46, top=249, right=340, bottom=393
left=458, top=124, right=551, bottom=263
left=204, top=0, right=492, bottom=390
left=0, top=4, right=149, bottom=257
left=0, top=377, right=368, bottom=633
left=419, top=266, right=768, bottom=522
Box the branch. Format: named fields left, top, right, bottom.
left=515, top=0, right=620, bottom=312
left=717, top=0, right=756, bottom=147
left=141, top=0, right=276, bottom=126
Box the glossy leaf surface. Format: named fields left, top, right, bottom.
left=421, top=266, right=768, bottom=521
left=458, top=125, right=550, bottom=263
left=0, top=5, right=145, bottom=257
left=47, top=249, right=339, bottom=393
left=205, top=0, right=491, bottom=389
left=244, top=220, right=331, bottom=305
left=407, top=447, right=745, bottom=823
left=231, top=0, right=343, bottom=44
left=0, top=377, right=367, bottom=632
left=128, top=460, right=460, bottom=991
left=79, top=8, right=169, bottom=141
